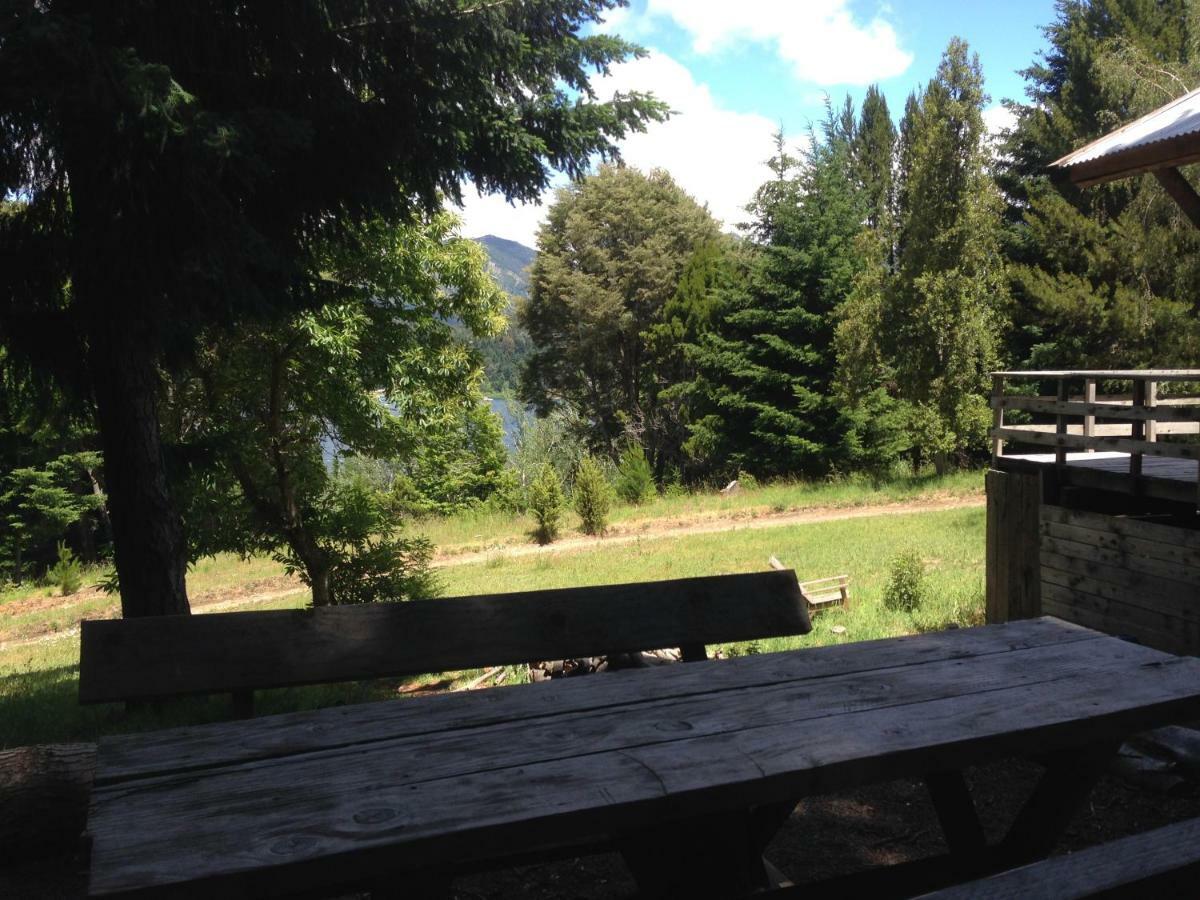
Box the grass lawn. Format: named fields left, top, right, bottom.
left=0, top=503, right=984, bottom=748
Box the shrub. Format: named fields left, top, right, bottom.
left=573, top=455, right=612, bottom=536
left=736, top=470, right=759, bottom=491
left=614, top=444, right=655, bottom=505
left=883, top=549, right=926, bottom=613
left=527, top=463, right=565, bottom=544
left=48, top=542, right=83, bottom=596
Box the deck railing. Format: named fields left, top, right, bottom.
left=990, top=370, right=1200, bottom=475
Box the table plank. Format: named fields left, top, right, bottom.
left=96, top=617, right=1097, bottom=786
left=87, top=622, right=1200, bottom=897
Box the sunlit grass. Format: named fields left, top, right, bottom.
left=1, top=505, right=984, bottom=748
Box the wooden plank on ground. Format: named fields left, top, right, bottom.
left=94, top=618, right=1095, bottom=786
left=914, top=816, right=1200, bottom=900
left=79, top=570, right=811, bottom=704
left=87, top=624, right=1200, bottom=898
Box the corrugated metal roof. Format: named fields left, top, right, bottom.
left=1051, top=85, right=1200, bottom=169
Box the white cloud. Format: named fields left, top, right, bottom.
left=599, top=52, right=781, bottom=231
left=459, top=51, right=782, bottom=245
left=983, top=103, right=1017, bottom=139
left=645, top=0, right=912, bottom=85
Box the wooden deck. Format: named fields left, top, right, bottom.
left=996, top=451, right=1199, bottom=505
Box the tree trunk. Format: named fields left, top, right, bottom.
left=0, top=743, right=96, bottom=863
left=87, top=315, right=190, bottom=618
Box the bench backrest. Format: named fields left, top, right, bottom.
left=79, top=569, right=811, bottom=705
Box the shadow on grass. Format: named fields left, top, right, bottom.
left=0, top=664, right=422, bottom=748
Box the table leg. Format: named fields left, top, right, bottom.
left=620, top=800, right=796, bottom=897
left=997, top=741, right=1119, bottom=866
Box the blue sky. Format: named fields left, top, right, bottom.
left=460, top=0, right=1056, bottom=246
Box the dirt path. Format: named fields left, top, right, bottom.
left=432, top=495, right=984, bottom=567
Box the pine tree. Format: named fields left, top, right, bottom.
left=682, top=109, right=866, bottom=479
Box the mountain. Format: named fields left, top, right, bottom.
left=475, top=234, right=536, bottom=298
left=472, top=235, right=537, bottom=396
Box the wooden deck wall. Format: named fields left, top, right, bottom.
left=1040, top=505, right=1200, bottom=656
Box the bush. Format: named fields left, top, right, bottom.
left=883, top=549, right=926, bottom=613
left=573, top=455, right=612, bottom=536
left=614, top=444, right=655, bottom=505
left=48, top=542, right=83, bottom=596
left=527, top=463, right=565, bottom=544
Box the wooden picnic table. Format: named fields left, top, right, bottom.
left=86, top=617, right=1200, bottom=898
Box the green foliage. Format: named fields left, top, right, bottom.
left=167, top=212, right=501, bottom=606
left=276, top=475, right=438, bottom=607
left=519, top=165, right=721, bottom=465
left=0, top=2, right=665, bottom=616
left=883, top=549, right=927, bottom=613
left=999, top=1, right=1200, bottom=372
left=48, top=542, right=84, bottom=597
left=836, top=39, right=1007, bottom=472
left=682, top=113, right=866, bottom=480
left=527, top=464, right=565, bottom=545
left=614, top=444, right=656, bottom=505
left=512, top=407, right=590, bottom=492
left=573, top=455, right=612, bottom=536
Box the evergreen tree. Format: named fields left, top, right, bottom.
left=683, top=110, right=866, bottom=479
left=853, top=86, right=897, bottom=240
left=1000, top=0, right=1200, bottom=371
left=886, top=38, right=1008, bottom=469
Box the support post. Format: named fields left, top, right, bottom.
left=1055, top=379, right=1068, bottom=466
left=991, top=374, right=1005, bottom=462
left=1083, top=378, right=1096, bottom=450
left=1131, top=379, right=1146, bottom=477
left=985, top=469, right=1043, bottom=623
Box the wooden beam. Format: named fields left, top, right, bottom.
left=1154, top=167, right=1200, bottom=230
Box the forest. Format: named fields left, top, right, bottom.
left=3, top=0, right=1200, bottom=609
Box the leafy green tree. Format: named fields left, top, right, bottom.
left=682, top=113, right=866, bottom=479
left=167, top=212, right=505, bottom=606
left=0, top=1, right=665, bottom=617
left=519, top=165, right=721, bottom=469
left=572, top=455, right=612, bottom=536
left=527, top=463, right=565, bottom=545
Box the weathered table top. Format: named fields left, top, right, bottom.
left=86, top=617, right=1200, bottom=897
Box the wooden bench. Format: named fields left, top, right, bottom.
left=769, top=556, right=850, bottom=613
left=79, top=569, right=812, bottom=717
left=800, top=574, right=851, bottom=612
left=914, top=816, right=1200, bottom=899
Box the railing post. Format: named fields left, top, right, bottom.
left=1083, top=378, right=1096, bottom=452
left=1055, top=378, right=1068, bottom=466
left=1146, top=380, right=1158, bottom=444
left=991, top=374, right=1004, bottom=463
left=1131, top=378, right=1146, bottom=477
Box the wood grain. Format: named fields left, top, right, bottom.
left=86, top=620, right=1200, bottom=897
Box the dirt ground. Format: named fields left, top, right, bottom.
left=4, top=755, right=1197, bottom=899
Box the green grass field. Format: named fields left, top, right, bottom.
left=0, top=498, right=985, bottom=749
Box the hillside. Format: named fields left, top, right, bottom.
left=476, top=234, right=535, bottom=297
left=473, top=235, right=536, bottom=395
